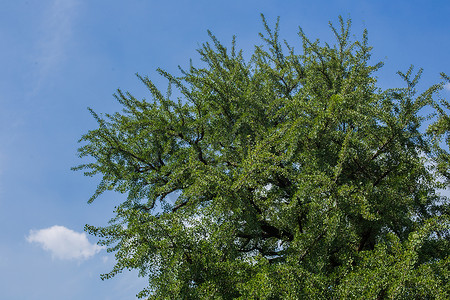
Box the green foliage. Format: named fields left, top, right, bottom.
left=74, top=15, right=450, bottom=299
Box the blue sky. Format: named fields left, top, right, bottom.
left=1, top=0, right=449, bottom=299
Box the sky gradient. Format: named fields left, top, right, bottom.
left=1, top=0, right=449, bottom=299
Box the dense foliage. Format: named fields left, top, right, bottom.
left=75, top=16, right=450, bottom=299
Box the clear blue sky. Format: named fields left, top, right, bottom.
left=1, top=0, right=449, bottom=299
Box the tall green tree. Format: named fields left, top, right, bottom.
left=74, top=16, right=450, bottom=299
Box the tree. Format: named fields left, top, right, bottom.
left=74, top=16, right=450, bottom=299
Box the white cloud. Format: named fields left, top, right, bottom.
left=26, top=225, right=103, bottom=260
left=444, top=83, right=450, bottom=91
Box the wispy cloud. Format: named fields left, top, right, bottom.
left=31, top=0, right=79, bottom=93
left=26, top=225, right=103, bottom=260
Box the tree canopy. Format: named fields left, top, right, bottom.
left=74, top=16, right=450, bottom=299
